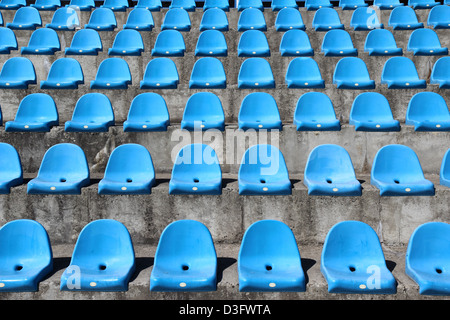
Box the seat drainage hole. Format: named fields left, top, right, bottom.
left=15, top=265, right=23, bottom=271
left=265, top=265, right=272, bottom=271
left=127, top=178, right=133, bottom=183
left=182, top=265, right=189, bottom=271
left=193, top=178, right=200, bottom=183
left=260, top=179, right=266, bottom=184
left=436, top=268, right=443, bottom=274
left=394, top=179, right=400, bottom=184
left=99, top=264, right=107, bottom=271
left=326, top=179, right=332, bottom=184
left=60, top=178, right=66, bottom=183
left=349, top=266, right=356, bottom=272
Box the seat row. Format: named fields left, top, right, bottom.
left=0, top=218, right=449, bottom=295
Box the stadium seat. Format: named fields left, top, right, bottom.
left=271, top=0, right=298, bottom=10
left=5, top=93, right=58, bottom=132
left=108, top=29, right=144, bottom=56
left=65, top=93, right=114, bottom=132
left=151, top=30, right=186, bottom=56
left=274, top=7, right=306, bottom=31
left=189, top=57, right=226, bottom=89
left=350, top=7, right=384, bottom=30
left=98, top=144, right=155, bottom=195
left=279, top=29, right=314, bottom=56
left=371, top=144, right=435, bottom=196
left=321, top=29, right=358, bottom=56
left=238, top=30, right=270, bottom=57
left=349, top=92, right=400, bottom=131
left=0, top=57, right=36, bottom=89
left=6, top=7, right=42, bottom=30
left=21, top=28, right=60, bottom=55
left=441, top=149, right=450, bottom=188
left=65, top=29, right=103, bottom=55
left=124, top=93, right=170, bottom=131
left=195, top=30, right=228, bottom=56
left=238, top=144, right=291, bottom=195
left=293, top=92, right=340, bottom=131
left=0, top=143, right=23, bottom=193
left=381, top=57, right=426, bottom=89
left=305, top=0, right=333, bottom=10
left=135, top=0, right=161, bottom=10
left=427, top=5, right=450, bottom=29
left=203, top=0, right=229, bottom=11
left=60, top=219, right=135, bottom=291
left=0, top=220, right=52, bottom=292
left=333, top=57, right=375, bottom=89
left=339, top=0, right=368, bottom=10
left=27, top=143, right=90, bottom=194
left=238, top=220, right=306, bottom=292
left=85, top=8, right=117, bottom=31
left=0, top=27, right=18, bottom=54
left=238, top=7, right=267, bottom=31
left=285, top=57, right=325, bottom=88
left=238, top=92, right=282, bottom=130
left=40, top=58, right=84, bottom=89
left=169, top=0, right=195, bottom=11
left=388, top=6, right=423, bottom=30
left=312, top=7, right=345, bottom=31
left=408, top=0, right=438, bottom=9
left=101, top=0, right=129, bottom=11
left=123, top=8, right=155, bottom=31
left=66, top=0, right=95, bottom=11
left=406, top=92, right=450, bottom=131
left=238, top=0, right=263, bottom=11
left=199, top=7, right=229, bottom=31
left=181, top=92, right=225, bottom=131
left=304, top=144, right=361, bottom=196
left=431, top=57, right=450, bottom=88
left=46, top=7, right=80, bottom=30
left=364, top=29, right=403, bottom=56
left=161, top=8, right=191, bottom=31
left=150, top=220, right=217, bottom=291
left=407, top=28, right=448, bottom=56
left=373, top=0, right=403, bottom=9
left=31, top=0, right=60, bottom=10
left=169, top=144, right=222, bottom=195
left=406, top=222, right=450, bottom=295
left=321, top=221, right=396, bottom=294
left=141, top=58, right=179, bottom=89
left=90, top=58, right=131, bottom=89
left=238, top=58, right=275, bottom=88
left=0, top=0, right=25, bottom=9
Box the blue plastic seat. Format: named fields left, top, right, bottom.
left=364, top=29, right=403, bottom=56
left=441, top=149, right=450, bottom=188
left=0, top=0, right=25, bottom=9
left=199, top=7, right=229, bottom=31
left=21, top=28, right=60, bottom=55
left=381, top=57, right=426, bottom=89
left=427, top=5, right=450, bottom=29
left=374, top=0, right=403, bottom=9
left=60, top=219, right=135, bottom=291
left=272, top=0, right=298, bottom=10
left=5, top=93, right=58, bottom=132
left=406, top=92, right=450, bottom=131
left=0, top=27, right=18, bottom=54
left=98, top=144, right=155, bottom=195
left=350, top=7, right=384, bottom=30
left=151, top=30, right=186, bottom=56
left=409, top=0, right=438, bottom=9
left=279, top=29, right=314, bottom=56
left=123, top=8, right=155, bottom=31
left=27, top=143, right=90, bottom=194
left=0, top=220, right=52, bottom=292
left=305, top=0, right=333, bottom=10
left=108, top=29, right=144, bottom=56
left=85, top=8, right=117, bottom=31
left=285, top=57, right=325, bottom=88
left=124, top=93, right=170, bottom=131
left=150, top=220, right=217, bottom=291
left=6, top=7, right=42, bottom=30
left=333, top=57, right=375, bottom=89
left=181, top=92, right=225, bottom=131
left=170, top=0, right=195, bottom=11
left=195, top=30, right=227, bottom=56
left=31, top=0, right=60, bottom=10
left=407, top=28, right=448, bottom=56
left=371, top=144, right=435, bottom=196
left=135, top=0, right=161, bottom=10
left=40, top=58, right=84, bottom=89
left=0, top=57, right=36, bottom=89
left=431, top=57, right=450, bottom=88
left=0, top=143, right=23, bottom=193
left=321, top=221, right=396, bottom=294
left=238, top=92, right=282, bottom=130
left=65, top=93, right=114, bottom=132
left=169, top=144, right=222, bottom=195
left=388, top=6, right=423, bottom=30
left=67, top=0, right=95, bottom=11
left=203, top=0, right=229, bottom=11
left=238, top=220, right=305, bottom=292
left=101, top=0, right=128, bottom=11
left=274, top=7, right=306, bottom=31
left=141, top=58, right=179, bottom=89
left=304, top=144, right=361, bottom=196
left=189, top=57, right=226, bottom=89
left=238, top=58, right=275, bottom=89
left=65, top=29, right=102, bottom=55
left=293, top=92, right=340, bottom=131
left=238, top=0, right=263, bottom=11
left=339, top=0, right=368, bottom=10
left=46, top=7, right=80, bottom=30
left=161, top=8, right=191, bottom=31
left=90, top=58, right=131, bottom=89
left=349, top=92, right=400, bottom=131
left=238, top=30, right=270, bottom=57
left=238, top=8, right=267, bottom=31
left=312, top=7, right=345, bottom=31
left=321, top=29, right=358, bottom=56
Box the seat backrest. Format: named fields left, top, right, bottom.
left=162, top=7, right=190, bottom=28
left=0, top=57, right=36, bottom=81
left=125, top=7, right=154, bottom=27
left=190, top=57, right=226, bottom=82
left=239, top=144, right=289, bottom=180
left=313, top=7, right=341, bottom=26
left=47, top=58, right=83, bottom=82
left=441, top=149, right=450, bottom=182
left=143, top=57, right=179, bottom=81
left=238, top=58, right=274, bottom=81
left=88, top=7, right=116, bottom=25
left=95, top=58, right=131, bottom=81
left=322, top=29, right=355, bottom=50
left=183, top=92, right=224, bottom=122
left=286, top=57, right=323, bottom=80
left=69, top=28, right=102, bottom=50
left=0, top=27, right=18, bottom=49
left=389, top=6, right=418, bottom=24
left=104, top=144, right=155, bottom=180
left=280, top=29, right=312, bottom=50
left=196, top=29, right=227, bottom=51
left=333, top=57, right=371, bottom=81
left=72, top=93, right=114, bottom=122
left=428, top=5, right=450, bottom=26
left=351, top=7, right=382, bottom=28
left=239, top=92, right=280, bottom=122
left=26, top=27, right=60, bottom=49
left=153, top=29, right=185, bottom=50
left=200, top=7, right=228, bottom=30
left=172, top=143, right=221, bottom=179
left=238, top=7, right=266, bottom=29
left=128, top=92, right=169, bottom=122
left=275, top=7, right=304, bottom=27
left=294, top=92, right=336, bottom=121
left=15, top=93, right=58, bottom=123
left=350, top=92, right=394, bottom=121
left=382, top=56, right=420, bottom=80
left=408, top=28, right=443, bottom=50
left=0, top=143, right=23, bottom=181
left=406, top=92, right=450, bottom=122
left=365, top=29, right=398, bottom=50
left=50, top=7, right=79, bottom=27
left=112, top=29, right=144, bottom=49
left=238, top=29, right=268, bottom=52
left=12, top=7, right=41, bottom=25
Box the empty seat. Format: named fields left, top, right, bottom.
left=238, top=0, right=263, bottom=11
left=406, top=92, right=450, bottom=131
left=238, top=30, right=270, bottom=57
left=60, top=219, right=135, bottom=291
left=0, top=0, right=25, bottom=9
left=333, top=57, right=375, bottom=89
left=349, top=92, right=400, bottom=131
left=65, top=93, right=114, bottom=132
left=108, top=29, right=144, bottom=56
left=169, top=144, right=222, bottom=195
left=0, top=143, right=23, bottom=194
left=408, top=0, right=438, bottom=9
left=305, top=0, right=333, bottom=10
left=161, top=8, right=191, bottom=31
left=321, top=29, right=358, bottom=56
left=65, top=29, right=102, bottom=55
left=441, top=149, right=450, bottom=188
left=279, top=29, right=314, bottom=56
left=123, top=7, right=155, bottom=31
left=124, top=93, right=170, bottom=131
left=135, top=0, right=161, bottom=10
left=40, top=58, right=84, bottom=89
left=0, top=220, right=52, bottom=292
left=272, top=0, right=298, bottom=10
left=293, top=92, right=340, bottom=131
left=204, top=0, right=229, bottom=10
left=181, top=92, right=225, bottom=131
left=285, top=57, right=325, bottom=88
left=238, top=220, right=305, bottom=292
left=90, top=58, right=131, bottom=89
left=46, top=7, right=80, bottom=30
left=0, top=27, right=18, bottom=54
left=431, top=57, right=450, bottom=88
left=5, top=93, right=58, bottom=132
left=238, top=8, right=267, bottom=31
left=195, top=30, right=227, bottom=56
left=407, top=28, right=448, bottom=56
left=238, top=58, right=275, bottom=88
left=373, top=0, right=403, bottom=9
left=21, top=28, right=60, bottom=55
left=312, top=7, right=345, bottom=31
left=98, top=144, right=155, bottom=195
left=151, top=30, right=186, bottom=56
left=101, top=0, right=129, bottom=11
left=238, top=92, right=282, bottom=130
left=350, top=7, right=384, bottom=30
left=31, top=0, right=61, bottom=10
left=189, top=57, right=226, bottom=89
left=304, top=144, right=361, bottom=196
left=427, top=5, right=450, bottom=29
left=274, top=7, right=306, bottom=31
left=388, top=6, right=423, bottom=30
left=141, top=58, right=179, bottom=89
left=321, top=221, right=396, bottom=294
left=381, top=57, right=426, bottom=89
left=364, top=29, right=403, bottom=56
left=85, top=8, right=117, bottom=31
left=0, top=57, right=36, bottom=89
left=199, top=7, right=229, bottom=31
left=170, top=0, right=195, bottom=11
left=339, top=0, right=368, bottom=10
left=67, top=0, right=95, bottom=11
left=371, top=144, right=435, bottom=196
left=27, top=143, right=90, bottom=194
left=6, top=7, right=42, bottom=30
left=150, top=220, right=217, bottom=291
